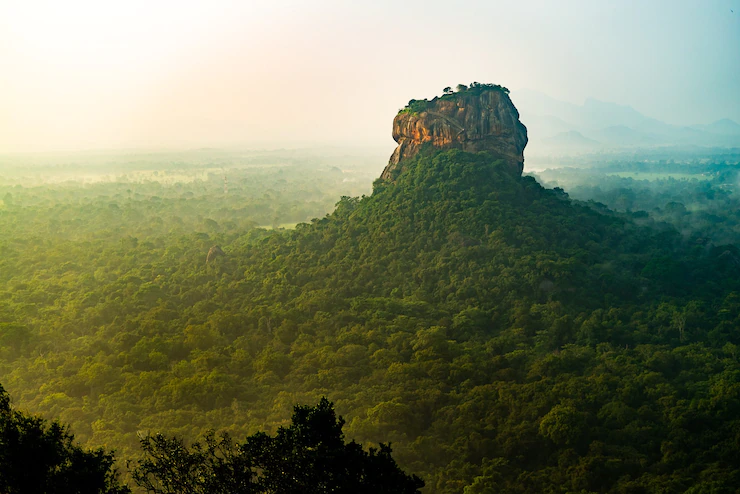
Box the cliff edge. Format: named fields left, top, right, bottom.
left=381, top=83, right=528, bottom=179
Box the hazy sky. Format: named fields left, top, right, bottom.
left=1, top=0, right=738, bottom=152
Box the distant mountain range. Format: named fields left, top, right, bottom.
left=511, top=89, right=740, bottom=156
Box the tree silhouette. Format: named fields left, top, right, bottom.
left=0, top=384, right=129, bottom=494
left=133, top=398, right=424, bottom=494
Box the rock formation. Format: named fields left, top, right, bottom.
left=206, top=245, right=225, bottom=264
left=381, top=84, right=528, bottom=179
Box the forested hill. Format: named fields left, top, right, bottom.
left=228, top=149, right=740, bottom=492
left=4, top=146, right=740, bottom=492
left=249, top=148, right=735, bottom=312
left=3, top=147, right=740, bottom=491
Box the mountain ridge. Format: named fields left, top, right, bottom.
left=512, top=89, right=740, bottom=155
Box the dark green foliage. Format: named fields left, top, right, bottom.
left=0, top=384, right=129, bottom=494
left=133, top=398, right=423, bottom=494
left=3, top=149, right=740, bottom=492
left=132, top=432, right=254, bottom=494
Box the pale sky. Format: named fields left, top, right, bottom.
left=1, top=0, right=738, bottom=153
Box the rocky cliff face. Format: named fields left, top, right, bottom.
left=382, top=87, right=528, bottom=179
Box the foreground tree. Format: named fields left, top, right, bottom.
left=132, top=432, right=254, bottom=494
left=133, top=398, right=424, bottom=494
left=0, top=384, right=129, bottom=494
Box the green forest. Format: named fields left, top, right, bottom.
left=2, top=147, right=740, bottom=492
